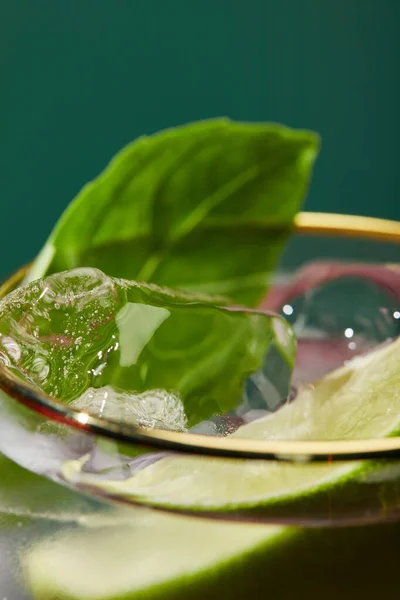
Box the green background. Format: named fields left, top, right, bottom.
left=1, top=0, right=398, bottom=278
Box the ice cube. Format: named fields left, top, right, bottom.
left=0, top=267, right=294, bottom=432
left=263, top=261, right=400, bottom=385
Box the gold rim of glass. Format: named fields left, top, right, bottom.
left=1, top=211, right=400, bottom=463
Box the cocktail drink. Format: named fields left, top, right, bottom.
left=1, top=120, right=400, bottom=599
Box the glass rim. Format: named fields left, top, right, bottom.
left=1, top=211, right=400, bottom=463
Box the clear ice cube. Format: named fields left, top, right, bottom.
left=263, top=262, right=400, bottom=385
left=0, top=268, right=294, bottom=433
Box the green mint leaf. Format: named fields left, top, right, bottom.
left=28, top=119, right=319, bottom=306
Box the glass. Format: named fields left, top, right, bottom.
left=1, top=212, right=400, bottom=527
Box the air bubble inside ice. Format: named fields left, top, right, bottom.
left=72, top=386, right=187, bottom=432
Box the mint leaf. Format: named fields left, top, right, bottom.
left=28, top=119, right=319, bottom=306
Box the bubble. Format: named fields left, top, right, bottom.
left=282, top=304, right=294, bottom=316
left=72, top=386, right=187, bottom=432
left=138, top=418, right=156, bottom=430
left=0, top=336, right=21, bottom=362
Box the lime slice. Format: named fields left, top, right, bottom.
left=235, top=337, right=400, bottom=442
left=25, top=511, right=286, bottom=599
left=63, top=338, right=400, bottom=514
left=24, top=509, right=400, bottom=600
